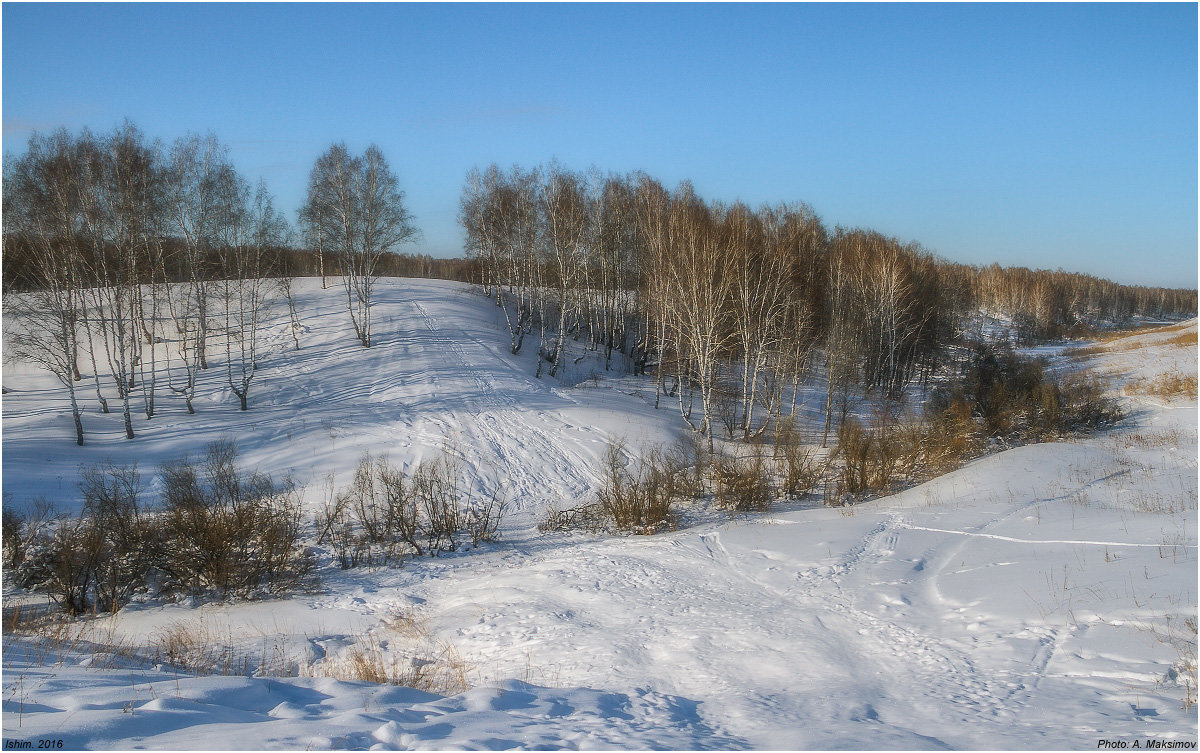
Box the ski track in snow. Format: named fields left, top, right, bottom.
left=405, top=297, right=599, bottom=515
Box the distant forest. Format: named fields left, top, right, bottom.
left=3, top=238, right=479, bottom=292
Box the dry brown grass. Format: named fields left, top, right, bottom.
left=3, top=605, right=139, bottom=670
left=1163, top=330, right=1198, bottom=348
left=1065, top=322, right=1196, bottom=358
left=330, top=634, right=472, bottom=694
left=1125, top=372, right=1198, bottom=401
left=5, top=599, right=475, bottom=696
left=1144, top=614, right=1198, bottom=711
left=1065, top=338, right=1155, bottom=357
left=150, top=618, right=257, bottom=676
left=305, top=609, right=473, bottom=694
left=1063, top=343, right=1112, bottom=358
left=1107, top=427, right=1189, bottom=450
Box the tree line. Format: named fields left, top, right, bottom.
left=4, top=123, right=1193, bottom=450
left=460, top=162, right=1196, bottom=447
left=2, top=123, right=419, bottom=444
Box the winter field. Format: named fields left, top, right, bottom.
left=2, top=278, right=1197, bottom=749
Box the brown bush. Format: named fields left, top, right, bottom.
left=595, top=440, right=681, bottom=534
left=158, top=440, right=314, bottom=600
left=923, top=396, right=983, bottom=476
left=80, top=462, right=158, bottom=613
left=834, top=414, right=950, bottom=498
left=17, top=511, right=98, bottom=615
left=319, top=453, right=417, bottom=566
left=319, top=449, right=506, bottom=567
left=13, top=463, right=161, bottom=615
left=835, top=420, right=892, bottom=496
left=2, top=499, right=53, bottom=573
left=666, top=432, right=710, bottom=498
left=772, top=417, right=824, bottom=499
left=713, top=451, right=773, bottom=513
left=412, top=453, right=467, bottom=554
left=943, top=343, right=1123, bottom=442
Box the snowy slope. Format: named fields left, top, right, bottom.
left=2, top=281, right=1196, bottom=749
left=1, top=279, right=681, bottom=519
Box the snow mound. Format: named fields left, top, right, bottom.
left=3, top=669, right=739, bottom=750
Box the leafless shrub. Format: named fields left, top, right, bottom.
left=594, top=439, right=681, bottom=534
left=772, top=417, right=824, bottom=499
left=834, top=402, right=987, bottom=499
left=667, top=431, right=710, bottom=498
left=319, top=454, right=415, bottom=567
left=712, top=451, right=773, bottom=513
left=1057, top=373, right=1123, bottom=432
left=15, top=507, right=105, bottom=615
left=938, top=343, right=1122, bottom=443
left=78, top=462, right=161, bottom=613
left=158, top=440, right=315, bottom=600
left=465, top=490, right=507, bottom=546
left=834, top=418, right=927, bottom=497
left=835, top=420, right=885, bottom=496
left=412, top=453, right=466, bottom=554
left=2, top=499, right=54, bottom=573
left=320, top=448, right=506, bottom=568
left=10, top=491, right=140, bottom=615
left=922, top=396, right=984, bottom=476
left=538, top=502, right=607, bottom=533
left=713, top=381, right=740, bottom=439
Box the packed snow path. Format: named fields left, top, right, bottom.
left=2, top=282, right=1195, bottom=748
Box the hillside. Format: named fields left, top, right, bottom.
left=2, top=279, right=1196, bottom=749
left=2, top=279, right=681, bottom=518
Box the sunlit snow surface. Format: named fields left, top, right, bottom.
left=3, top=279, right=1196, bottom=749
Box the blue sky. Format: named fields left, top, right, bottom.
left=3, top=2, right=1196, bottom=288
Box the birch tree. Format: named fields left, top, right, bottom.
left=73, top=123, right=160, bottom=440
left=219, top=179, right=287, bottom=411
left=301, top=143, right=417, bottom=348
left=3, top=130, right=88, bottom=444
left=355, top=145, right=418, bottom=347
left=663, top=193, right=736, bottom=449
left=539, top=165, right=589, bottom=377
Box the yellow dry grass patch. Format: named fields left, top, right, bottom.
left=1066, top=321, right=1197, bottom=358
left=303, top=607, right=474, bottom=695
left=1125, top=372, right=1198, bottom=401
left=1162, top=330, right=1198, bottom=348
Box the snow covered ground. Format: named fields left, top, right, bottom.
left=3, top=279, right=1196, bottom=749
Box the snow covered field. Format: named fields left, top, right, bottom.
left=3, top=279, right=1196, bottom=749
